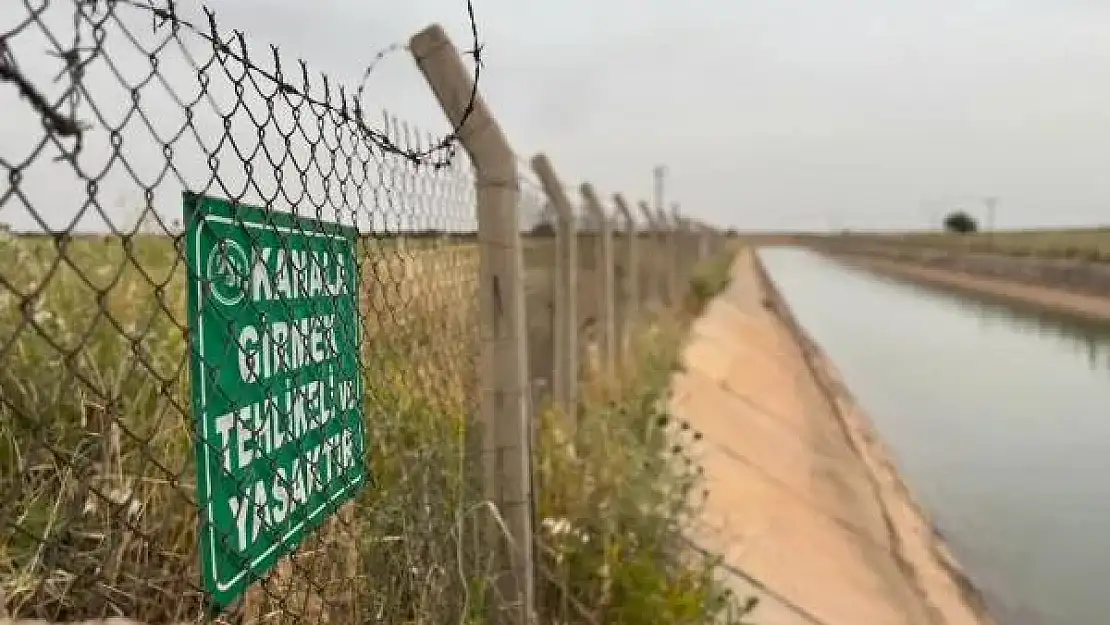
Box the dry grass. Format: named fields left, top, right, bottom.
left=0, top=232, right=743, bottom=624
left=853, top=228, right=1110, bottom=260
left=0, top=232, right=486, bottom=623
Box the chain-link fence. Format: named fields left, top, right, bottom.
left=513, top=160, right=743, bottom=624
left=1, top=2, right=485, bottom=622
left=1, top=2, right=739, bottom=624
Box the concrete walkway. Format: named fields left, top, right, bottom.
left=671, top=249, right=993, bottom=625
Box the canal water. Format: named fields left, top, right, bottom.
left=759, top=248, right=1110, bottom=625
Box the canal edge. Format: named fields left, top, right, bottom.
left=832, top=253, right=1110, bottom=324
left=752, top=250, right=997, bottom=625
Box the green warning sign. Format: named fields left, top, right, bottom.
left=183, top=192, right=366, bottom=608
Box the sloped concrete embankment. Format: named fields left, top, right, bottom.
left=827, top=249, right=1110, bottom=323
left=670, top=249, right=993, bottom=625
left=811, top=242, right=1110, bottom=321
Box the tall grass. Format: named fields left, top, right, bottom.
left=532, top=250, right=750, bottom=625
left=0, top=233, right=201, bottom=620
left=685, top=253, right=736, bottom=317
left=535, top=318, right=738, bottom=625
left=0, top=232, right=744, bottom=624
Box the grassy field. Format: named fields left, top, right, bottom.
left=0, top=231, right=745, bottom=624
left=830, top=228, right=1110, bottom=260
left=0, top=232, right=484, bottom=621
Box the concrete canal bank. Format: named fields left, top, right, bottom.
left=672, top=249, right=993, bottom=625
left=802, top=238, right=1110, bottom=323
left=831, top=253, right=1110, bottom=324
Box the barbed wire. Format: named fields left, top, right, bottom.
left=0, top=0, right=483, bottom=170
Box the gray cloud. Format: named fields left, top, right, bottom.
left=4, top=0, right=1110, bottom=232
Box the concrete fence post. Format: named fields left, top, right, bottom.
left=580, top=183, right=616, bottom=374
left=697, top=221, right=710, bottom=263
left=685, top=220, right=695, bottom=286
left=410, top=24, right=535, bottom=625
left=656, top=207, right=676, bottom=306
left=670, top=204, right=685, bottom=303
left=638, top=201, right=660, bottom=307
left=531, top=154, right=578, bottom=424
left=681, top=216, right=695, bottom=281
left=545, top=199, right=565, bottom=415
left=672, top=214, right=687, bottom=286
left=612, top=194, right=637, bottom=359
left=586, top=183, right=621, bottom=375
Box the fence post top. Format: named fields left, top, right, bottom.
left=530, top=153, right=552, bottom=173
left=579, top=183, right=604, bottom=218
left=409, top=23, right=449, bottom=51
left=408, top=23, right=514, bottom=178
left=612, top=194, right=633, bottom=220
left=530, top=154, right=577, bottom=224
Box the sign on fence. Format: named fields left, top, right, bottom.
left=184, top=193, right=367, bottom=608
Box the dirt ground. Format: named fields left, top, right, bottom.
left=671, top=249, right=995, bottom=625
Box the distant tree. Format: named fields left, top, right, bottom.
left=529, top=221, right=555, bottom=237
left=942, top=211, right=978, bottom=234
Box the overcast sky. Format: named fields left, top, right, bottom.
left=5, top=0, right=1110, bottom=231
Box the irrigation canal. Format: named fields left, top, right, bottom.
left=760, top=248, right=1110, bottom=625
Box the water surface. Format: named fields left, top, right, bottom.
left=759, top=248, right=1110, bottom=625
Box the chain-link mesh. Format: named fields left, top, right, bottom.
left=508, top=177, right=743, bottom=624
left=572, top=195, right=594, bottom=376
left=611, top=206, right=634, bottom=357
left=0, top=2, right=488, bottom=622
left=0, top=2, right=760, bottom=624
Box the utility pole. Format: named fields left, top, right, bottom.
left=984, top=196, right=998, bottom=251
left=984, top=196, right=998, bottom=231
left=653, top=165, right=666, bottom=215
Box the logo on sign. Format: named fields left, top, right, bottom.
left=205, top=239, right=249, bottom=306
